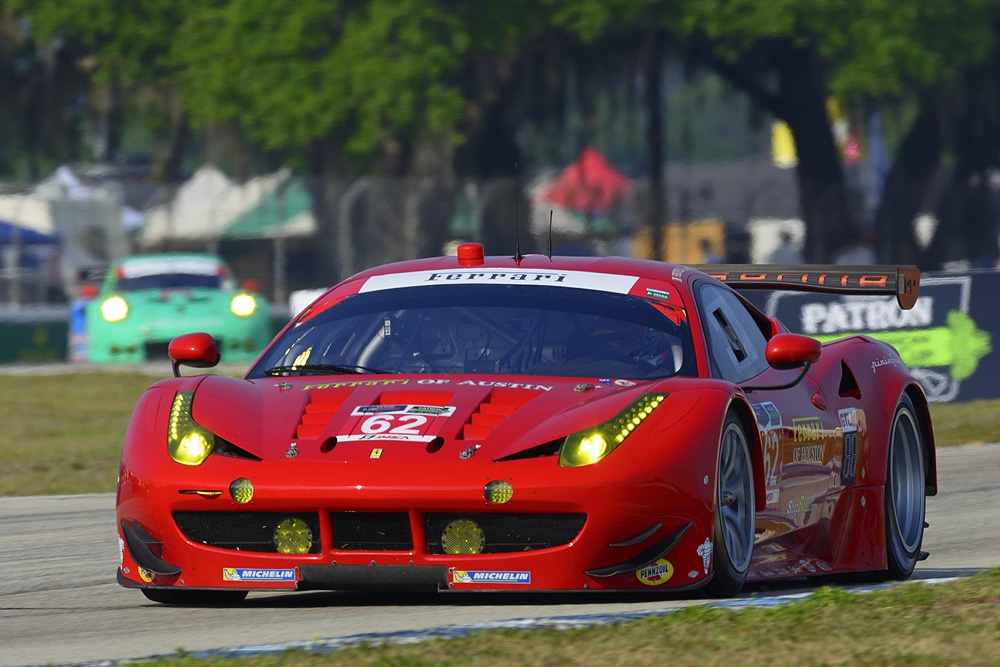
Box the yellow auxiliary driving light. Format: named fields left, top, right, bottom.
left=230, top=478, right=254, bottom=503
left=274, top=517, right=313, bottom=554
left=100, top=296, right=129, bottom=322
left=559, top=393, right=666, bottom=467
left=441, top=519, right=484, bottom=555
left=230, top=293, right=257, bottom=317
left=484, top=480, right=513, bottom=504
left=168, top=391, right=216, bottom=466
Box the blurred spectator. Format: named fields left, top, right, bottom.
left=699, top=238, right=723, bottom=264
left=766, top=230, right=803, bottom=264
left=834, top=227, right=877, bottom=265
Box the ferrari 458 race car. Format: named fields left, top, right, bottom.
left=86, top=253, right=271, bottom=363
left=116, top=243, right=936, bottom=604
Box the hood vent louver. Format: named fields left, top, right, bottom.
left=462, top=388, right=543, bottom=440
left=295, top=389, right=352, bottom=440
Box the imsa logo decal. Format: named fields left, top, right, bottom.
left=636, top=559, right=674, bottom=586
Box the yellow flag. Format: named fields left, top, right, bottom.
left=772, top=121, right=797, bottom=168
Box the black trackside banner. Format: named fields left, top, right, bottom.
left=690, top=264, right=920, bottom=310
left=740, top=269, right=1000, bottom=404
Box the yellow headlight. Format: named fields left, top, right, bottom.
left=168, top=391, right=216, bottom=465
left=559, top=393, right=666, bottom=467
left=230, top=293, right=257, bottom=317
left=100, top=296, right=128, bottom=322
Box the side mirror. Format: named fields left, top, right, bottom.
left=168, top=332, right=220, bottom=377
left=765, top=333, right=822, bottom=370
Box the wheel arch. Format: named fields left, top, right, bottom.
left=727, top=394, right=767, bottom=512
left=903, top=382, right=938, bottom=497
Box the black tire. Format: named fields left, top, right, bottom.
left=884, top=394, right=926, bottom=580
left=141, top=588, right=249, bottom=606
left=705, top=411, right=755, bottom=597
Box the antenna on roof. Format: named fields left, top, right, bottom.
left=548, top=210, right=553, bottom=259
left=514, top=162, right=523, bottom=261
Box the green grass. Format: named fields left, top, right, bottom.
left=0, top=368, right=996, bottom=497
left=138, top=570, right=1000, bottom=666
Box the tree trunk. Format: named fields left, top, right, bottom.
left=871, top=101, right=942, bottom=266
left=645, top=29, right=666, bottom=262
left=778, top=49, right=851, bottom=263
left=307, top=134, right=354, bottom=283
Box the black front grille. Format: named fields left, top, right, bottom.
left=332, top=512, right=413, bottom=551
left=424, top=513, right=586, bottom=554
left=174, top=511, right=321, bottom=553
left=144, top=341, right=170, bottom=360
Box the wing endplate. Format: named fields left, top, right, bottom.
left=689, top=264, right=920, bottom=310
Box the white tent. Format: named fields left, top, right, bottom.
left=138, top=165, right=292, bottom=245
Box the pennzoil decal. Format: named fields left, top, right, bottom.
left=838, top=408, right=860, bottom=485
left=223, top=568, right=296, bottom=582
left=452, top=570, right=531, bottom=584
left=636, top=559, right=674, bottom=586
left=338, top=404, right=456, bottom=442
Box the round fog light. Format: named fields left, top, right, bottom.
left=274, top=517, right=313, bottom=554
left=484, top=480, right=513, bottom=504
left=230, top=478, right=254, bottom=503
left=441, top=519, right=484, bottom=555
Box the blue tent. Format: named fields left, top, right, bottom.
left=0, top=220, right=60, bottom=245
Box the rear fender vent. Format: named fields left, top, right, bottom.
left=839, top=360, right=861, bottom=399
left=462, top=388, right=543, bottom=440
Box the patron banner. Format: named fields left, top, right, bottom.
left=742, top=269, right=998, bottom=403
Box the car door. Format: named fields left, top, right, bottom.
left=695, top=282, right=841, bottom=563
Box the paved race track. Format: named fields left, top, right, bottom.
left=2, top=444, right=998, bottom=667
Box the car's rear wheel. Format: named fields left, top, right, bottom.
left=705, top=411, right=755, bottom=597
left=885, top=394, right=925, bottom=580
left=141, top=588, right=249, bottom=605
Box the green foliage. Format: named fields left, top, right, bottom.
left=7, top=0, right=191, bottom=84
left=168, top=0, right=472, bottom=157
left=673, top=0, right=1000, bottom=99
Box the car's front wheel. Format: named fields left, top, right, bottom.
left=884, top=393, right=926, bottom=580
left=705, top=411, right=755, bottom=597
left=141, top=588, right=249, bottom=606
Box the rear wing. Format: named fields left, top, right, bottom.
left=688, top=264, right=920, bottom=310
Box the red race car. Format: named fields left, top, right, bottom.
left=116, top=243, right=935, bottom=604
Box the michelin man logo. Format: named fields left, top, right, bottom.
left=697, top=538, right=713, bottom=574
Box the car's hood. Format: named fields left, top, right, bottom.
left=189, top=374, right=710, bottom=463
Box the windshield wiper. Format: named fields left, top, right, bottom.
left=264, top=364, right=389, bottom=376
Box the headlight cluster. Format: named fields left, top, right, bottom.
left=168, top=390, right=216, bottom=465
left=559, top=393, right=666, bottom=467
left=230, top=293, right=257, bottom=317
left=100, top=296, right=129, bottom=322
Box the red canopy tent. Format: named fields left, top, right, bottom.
left=539, top=147, right=631, bottom=214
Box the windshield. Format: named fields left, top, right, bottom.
left=115, top=272, right=224, bottom=291
left=249, top=284, right=695, bottom=380
left=112, top=256, right=231, bottom=292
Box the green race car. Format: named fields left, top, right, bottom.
left=85, top=253, right=271, bottom=363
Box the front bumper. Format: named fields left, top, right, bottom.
left=116, top=456, right=716, bottom=594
